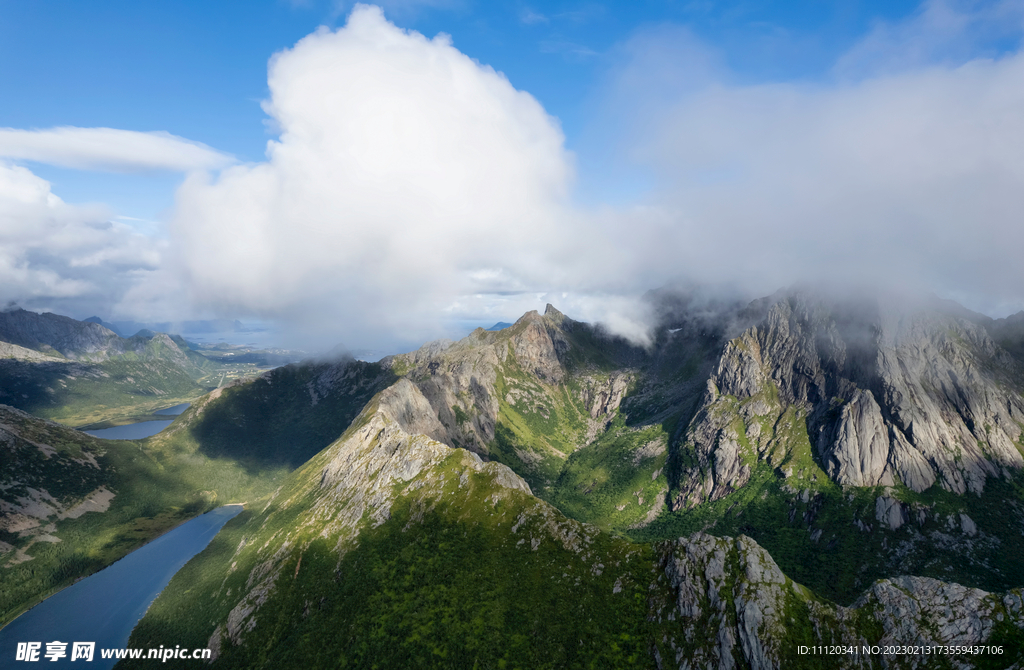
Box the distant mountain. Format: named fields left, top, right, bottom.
left=0, top=309, right=217, bottom=425
left=0, top=309, right=121, bottom=361
left=486, top=321, right=513, bottom=331
left=82, top=315, right=124, bottom=336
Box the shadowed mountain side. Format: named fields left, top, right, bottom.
left=154, top=358, right=398, bottom=473
left=989, top=311, right=1024, bottom=366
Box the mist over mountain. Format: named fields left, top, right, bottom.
left=98, top=285, right=1024, bottom=667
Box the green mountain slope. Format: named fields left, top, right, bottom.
left=0, top=404, right=277, bottom=626
left=217, top=293, right=1024, bottom=605
left=123, top=379, right=1024, bottom=668
left=9, top=290, right=1024, bottom=665
left=1, top=353, right=398, bottom=625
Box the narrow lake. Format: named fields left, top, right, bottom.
left=0, top=505, right=243, bottom=668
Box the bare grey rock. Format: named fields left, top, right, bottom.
left=875, top=495, right=907, bottom=531
left=822, top=390, right=894, bottom=487
left=672, top=291, right=1024, bottom=507
left=659, top=532, right=1023, bottom=669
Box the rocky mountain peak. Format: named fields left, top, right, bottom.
left=674, top=289, right=1024, bottom=507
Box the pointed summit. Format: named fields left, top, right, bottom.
left=544, top=304, right=563, bottom=318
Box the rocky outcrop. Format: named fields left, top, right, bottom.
left=510, top=309, right=565, bottom=384
left=822, top=389, right=894, bottom=487
left=659, top=533, right=793, bottom=669
left=673, top=292, right=1024, bottom=506
left=377, top=305, right=641, bottom=476
left=209, top=390, right=532, bottom=656
left=657, top=532, right=1024, bottom=669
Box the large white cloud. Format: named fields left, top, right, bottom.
left=0, top=161, right=163, bottom=316
left=0, top=127, right=233, bottom=173
left=163, top=1, right=1024, bottom=352
left=603, top=3, right=1024, bottom=318
left=169, top=4, right=592, bottom=349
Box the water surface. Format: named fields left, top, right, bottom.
left=0, top=505, right=243, bottom=668
left=153, top=402, right=191, bottom=416
left=82, top=420, right=174, bottom=440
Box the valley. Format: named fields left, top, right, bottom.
left=3, top=291, right=1024, bottom=667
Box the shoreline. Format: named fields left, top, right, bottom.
left=0, top=502, right=246, bottom=632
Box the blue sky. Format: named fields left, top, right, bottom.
left=1, top=1, right=1023, bottom=351
left=1, top=0, right=932, bottom=216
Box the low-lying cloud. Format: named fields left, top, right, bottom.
left=157, top=2, right=1024, bottom=351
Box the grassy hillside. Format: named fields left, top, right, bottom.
left=0, top=405, right=282, bottom=626
left=157, top=358, right=396, bottom=471
left=123, top=457, right=660, bottom=669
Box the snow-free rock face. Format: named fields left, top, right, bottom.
left=660, top=533, right=793, bottom=670
left=673, top=292, right=1024, bottom=507
left=377, top=305, right=643, bottom=485
left=208, top=391, right=532, bottom=656
left=657, top=532, right=1024, bottom=670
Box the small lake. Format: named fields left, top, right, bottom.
left=81, top=402, right=191, bottom=440
left=0, top=505, right=243, bottom=668
left=82, top=421, right=174, bottom=440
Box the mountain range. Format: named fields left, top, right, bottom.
left=0, top=308, right=217, bottom=426
left=3, top=288, right=1024, bottom=667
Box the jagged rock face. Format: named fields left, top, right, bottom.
left=822, top=389, right=894, bottom=487
left=850, top=576, right=1003, bottom=647
left=658, top=532, right=1024, bottom=669
left=380, top=306, right=634, bottom=467
left=674, top=292, right=1024, bottom=505
left=660, top=533, right=792, bottom=670
left=209, top=394, right=532, bottom=654
left=511, top=310, right=565, bottom=384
